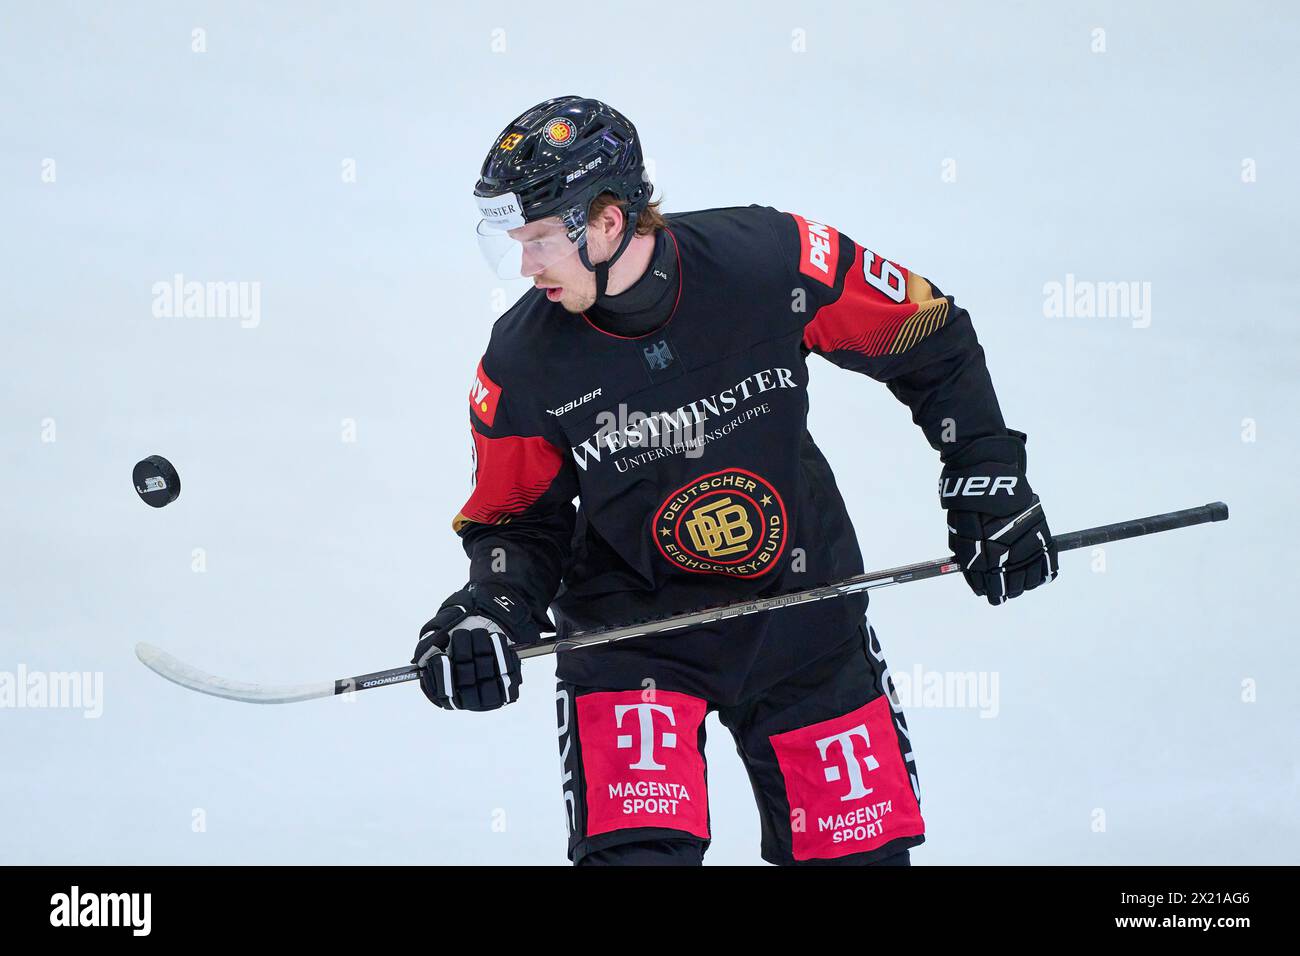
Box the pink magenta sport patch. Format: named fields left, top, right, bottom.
left=576, top=690, right=710, bottom=840
left=769, top=695, right=925, bottom=860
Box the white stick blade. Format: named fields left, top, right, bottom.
left=134, top=643, right=335, bottom=704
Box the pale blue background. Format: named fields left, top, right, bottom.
left=2, top=0, right=1296, bottom=864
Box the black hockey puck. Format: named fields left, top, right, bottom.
left=133, top=455, right=181, bottom=508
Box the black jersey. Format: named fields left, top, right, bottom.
left=453, top=205, right=1009, bottom=704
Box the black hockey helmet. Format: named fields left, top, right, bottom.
left=473, top=96, right=651, bottom=288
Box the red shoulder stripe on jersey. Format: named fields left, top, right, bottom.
left=786, top=213, right=840, bottom=287
left=453, top=429, right=564, bottom=532
left=802, top=244, right=950, bottom=358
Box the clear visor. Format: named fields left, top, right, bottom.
left=475, top=216, right=583, bottom=280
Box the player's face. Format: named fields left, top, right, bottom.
left=525, top=218, right=599, bottom=313
left=477, top=212, right=586, bottom=294
left=520, top=204, right=626, bottom=312
left=529, top=251, right=595, bottom=313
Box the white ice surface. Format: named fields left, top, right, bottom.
left=1, top=0, right=1296, bottom=864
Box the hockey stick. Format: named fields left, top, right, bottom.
left=135, top=500, right=1228, bottom=704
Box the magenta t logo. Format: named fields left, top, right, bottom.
left=815, top=724, right=880, bottom=801
left=613, top=703, right=678, bottom=771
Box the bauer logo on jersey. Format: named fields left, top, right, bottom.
left=653, top=468, right=787, bottom=577
left=788, top=213, right=840, bottom=287
left=543, top=117, right=577, bottom=148
left=469, top=358, right=501, bottom=427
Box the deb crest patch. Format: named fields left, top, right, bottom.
left=469, top=358, right=501, bottom=427
left=543, top=117, right=577, bottom=148
left=653, top=468, right=787, bottom=577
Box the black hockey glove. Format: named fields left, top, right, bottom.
left=939, top=429, right=1059, bottom=606
left=411, top=582, right=538, bottom=711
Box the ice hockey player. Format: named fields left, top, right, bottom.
left=412, top=96, right=1058, bottom=866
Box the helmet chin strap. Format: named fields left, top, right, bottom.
left=579, top=211, right=640, bottom=299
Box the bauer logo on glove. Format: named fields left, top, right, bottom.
left=938, top=430, right=1059, bottom=605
